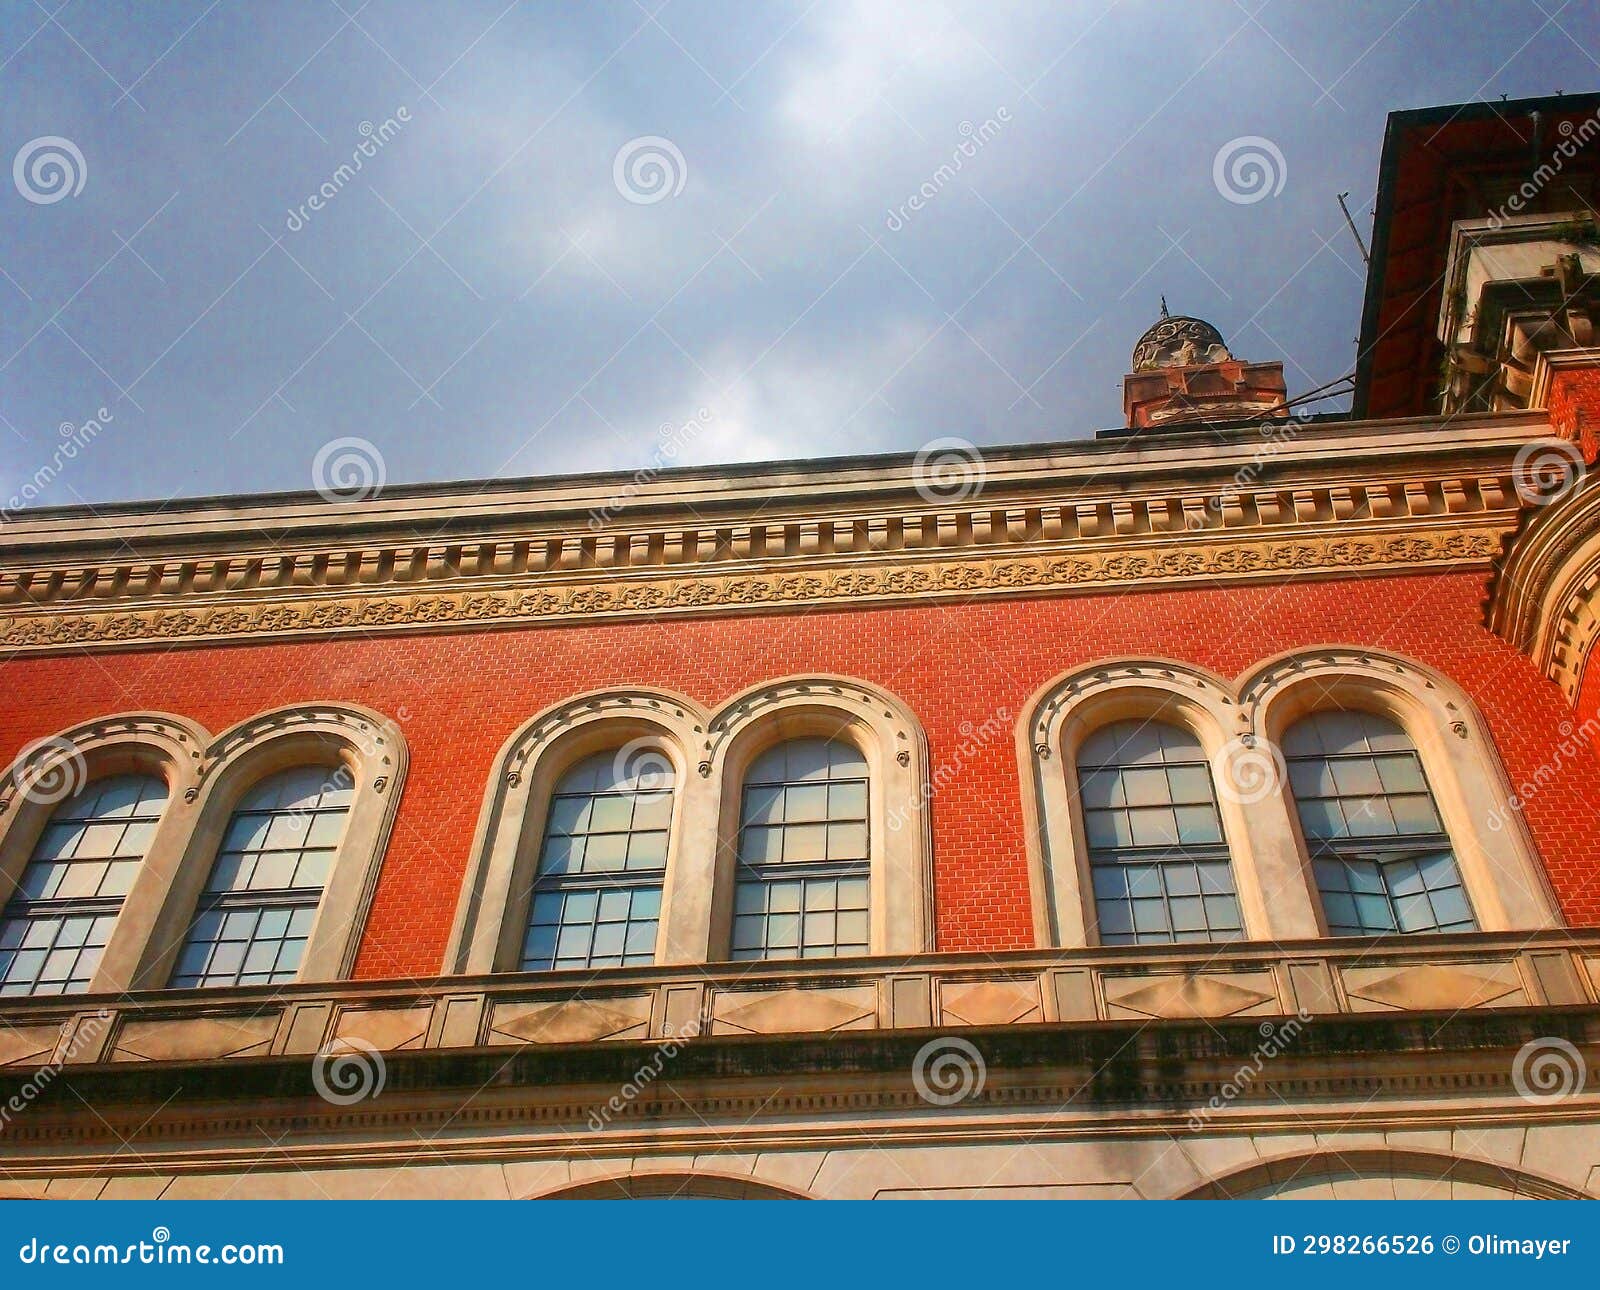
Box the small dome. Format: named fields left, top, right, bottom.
left=1132, top=315, right=1232, bottom=371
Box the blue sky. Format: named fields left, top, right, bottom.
left=2, top=0, right=1598, bottom=509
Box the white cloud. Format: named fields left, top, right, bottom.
left=777, top=0, right=983, bottom=146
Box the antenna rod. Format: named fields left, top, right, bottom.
left=1337, top=192, right=1371, bottom=265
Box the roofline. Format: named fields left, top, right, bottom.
left=1351, top=90, right=1600, bottom=418
left=0, top=408, right=1550, bottom=560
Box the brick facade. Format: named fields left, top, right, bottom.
left=1547, top=363, right=1600, bottom=461
left=6, top=568, right=1597, bottom=979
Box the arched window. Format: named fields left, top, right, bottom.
left=1283, top=709, right=1475, bottom=936
left=170, top=767, right=350, bottom=988
left=0, top=775, right=168, bottom=996
left=1077, top=719, right=1242, bottom=945
left=520, top=751, right=672, bottom=971
left=732, top=737, right=870, bottom=961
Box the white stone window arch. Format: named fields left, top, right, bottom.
left=449, top=677, right=934, bottom=970
left=696, top=677, right=933, bottom=961
left=447, top=689, right=705, bottom=973
left=0, top=713, right=206, bottom=995
left=1019, top=661, right=1279, bottom=948
left=129, top=703, right=407, bottom=989
left=1239, top=648, right=1561, bottom=935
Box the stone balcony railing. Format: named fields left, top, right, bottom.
left=0, top=928, right=1595, bottom=1072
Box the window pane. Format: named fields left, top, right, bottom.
left=0, top=773, right=167, bottom=997
left=734, top=738, right=870, bottom=961
left=785, top=784, right=829, bottom=822
left=170, top=768, right=346, bottom=988
left=1287, top=710, right=1471, bottom=937
left=1076, top=722, right=1241, bottom=946
left=519, top=751, right=674, bottom=971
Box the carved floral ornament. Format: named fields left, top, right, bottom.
left=0, top=525, right=1508, bottom=656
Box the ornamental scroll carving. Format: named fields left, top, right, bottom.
left=0, top=527, right=1505, bottom=656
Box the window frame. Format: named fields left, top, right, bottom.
left=1282, top=710, right=1475, bottom=937
left=0, top=713, right=206, bottom=995
left=1075, top=718, right=1246, bottom=946
left=448, top=690, right=703, bottom=975
left=449, top=678, right=933, bottom=972
left=1243, top=651, right=1558, bottom=936
left=518, top=748, right=679, bottom=972
left=169, top=766, right=354, bottom=988
left=0, top=773, right=172, bottom=997
left=704, top=678, right=932, bottom=962
left=729, top=735, right=873, bottom=961
left=130, top=704, right=407, bottom=990
left=1021, top=662, right=1282, bottom=948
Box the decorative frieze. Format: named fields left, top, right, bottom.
left=0, top=521, right=1508, bottom=654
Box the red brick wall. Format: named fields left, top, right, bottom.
left=3, top=570, right=1598, bottom=979
left=1547, top=365, right=1600, bottom=461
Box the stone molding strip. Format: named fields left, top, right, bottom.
left=0, top=989, right=1593, bottom=1167
left=0, top=522, right=1507, bottom=654
left=0, top=928, right=1589, bottom=1076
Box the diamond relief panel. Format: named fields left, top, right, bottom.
left=1104, top=972, right=1279, bottom=1020
left=0, top=1026, right=65, bottom=1067
left=939, top=979, right=1042, bottom=1027
left=112, top=1014, right=278, bottom=1063
left=712, top=986, right=878, bottom=1036
left=1341, top=961, right=1527, bottom=1012
left=488, top=996, right=652, bottom=1045
left=333, top=1006, right=431, bottom=1052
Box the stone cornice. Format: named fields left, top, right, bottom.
left=0, top=412, right=1546, bottom=654
left=0, top=1007, right=1593, bottom=1174
left=0, top=928, right=1593, bottom=1167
